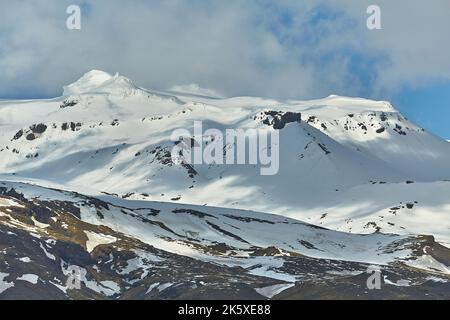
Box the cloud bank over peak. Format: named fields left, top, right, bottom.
left=0, top=0, right=449, bottom=102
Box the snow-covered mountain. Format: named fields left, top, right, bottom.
left=0, top=70, right=449, bottom=299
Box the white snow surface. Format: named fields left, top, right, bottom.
left=255, top=283, right=295, bottom=298
left=17, top=274, right=39, bottom=284
left=0, top=70, right=449, bottom=276
left=84, top=231, right=117, bottom=253
left=0, top=273, right=14, bottom=294
left=0, top=180, right=441, bottom=274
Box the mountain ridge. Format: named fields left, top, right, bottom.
left=0, top=70, right=449, bottom=299
left=0, top=70, right=449, bottom=240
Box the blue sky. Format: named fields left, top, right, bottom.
left=0, top=0, right=449, bottom=139
left=392, top=81, right=450, bottom=140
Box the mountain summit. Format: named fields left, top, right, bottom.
left=63, top=70, right=137, bottom=95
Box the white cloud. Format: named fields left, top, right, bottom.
left=168, top=84, right=223, bottom=98
left=0, top=0, right=449, bottom=100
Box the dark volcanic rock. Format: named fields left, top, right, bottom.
left=12, top=130, right=23, bottom=141
left=261, top=111, right=302, bottom=130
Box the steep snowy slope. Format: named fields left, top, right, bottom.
left=0, top=70, right=449, bottom=246
left=297, top=95, right=450, bottom=181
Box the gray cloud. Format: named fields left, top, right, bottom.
left=0, top=0, right=449, bottom=100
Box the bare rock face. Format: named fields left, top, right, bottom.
left=60, top=98, right=79, bottom=109
left=12, top=124, right=48, bottom=141
left=260, top=111, right=302, bottom=130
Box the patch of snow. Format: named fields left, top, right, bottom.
left=17, top=274, right=39, bottom=284
left=50, top=279, right=68, bottom=294
left=119, top=250, right=164, bottom=283
left=406, top=255, right=450, bottom=274
left=84, top=231, right=117, bottom=253
left=255, top=283, right=295, bottom=298
left=84, top=278, right=119, bottom=296
left=383, top=276, right=410, bottom=287
left=39, top=242, right=56, bottom=260
left=0, top=273, right=14, bottom=294
left=426, top=276, right=448, bottom=283
left=0, top=198, right=23, bottom=207
left=46, top=239, right=57, bottom=245
left=326, top=270, right=364, bottom=276
left=157, top=282, right=174, bottom=292
left=31, top=216, right=50, bottom=229
left=99, top=280, right=121, bottom=294
left=146, top=282, right=160, bottom=294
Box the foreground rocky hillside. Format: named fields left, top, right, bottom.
left=0, top=181, right=449, bottom=299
